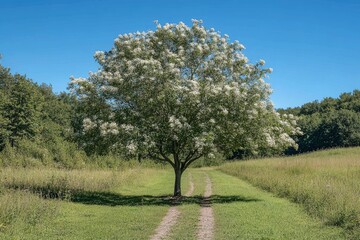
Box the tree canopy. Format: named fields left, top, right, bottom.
left=70, top=20, right=300, bottom=196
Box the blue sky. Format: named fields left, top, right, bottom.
left=1, top=0, right=359, bottom=108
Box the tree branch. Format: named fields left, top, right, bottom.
left=156, top=144, right=176, bottom=168
left=184, top=149, right=197, bottom=162
left=181, top=153, right=203, bottom=173
left=148, top=151, right=175, bottom=168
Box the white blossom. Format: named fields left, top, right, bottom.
left=169, top=116, right=182, bottom=129
left=126, top=142, right=137, bottom=154
left=100, top=122, right=119, bottom=136
left=83, top=118, right=96, bottom=131
left=264, top=133, right=276, bottom=147
left=120, top=124, right=134, bottom=132
left=70, top=19, right=300, bottom=172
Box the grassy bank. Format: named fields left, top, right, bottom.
left=219, top=147, right=360, bottom=239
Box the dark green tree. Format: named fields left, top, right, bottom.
left=280, top=90, right=360, bottom=153
left=1, top=74, right=43, bottom=147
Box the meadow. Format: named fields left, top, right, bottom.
left=0, top=166, right=163, bottom=237
left=0, top=147, right=359, bottom=239
left=220, top=147, right=360, bottom=239
left=0, top=152, right=351, bottom=239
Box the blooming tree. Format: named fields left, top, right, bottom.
left=70, top=20, right=301, bottom=196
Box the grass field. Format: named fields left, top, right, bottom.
left=0, top=167, right=155, bottom=198
left=220, top=147, right=360, bottom=239
left=0, top=166, right=162, bottom=236
left=1, top=148, right=356, bottom=239
left=0, top=165, right=347, bottom=239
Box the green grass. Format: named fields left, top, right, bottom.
left=0, top=167, right=159, bottom=198
left=0, top=190, right=59, bottom=235
left=219, top=147, right=360, bottom=239
left=0, top=168, right=174, bottom=240
left=209, top=169, right=345, bottom=240
left=0, top=163, right=350, bottom=239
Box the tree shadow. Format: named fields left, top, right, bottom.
left=70, top=191, right=260, bottom=206
left=4, top=185, right=261, bottom=207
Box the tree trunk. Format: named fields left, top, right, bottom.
left=173, top=167, right=182, bottom=197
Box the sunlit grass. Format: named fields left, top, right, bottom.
left=0, top=167, right=167, bottom=239
left=0, top=165, right=349, bottom=239
left=0, top=167, right=159, bottom=198
left=219, top=147, right=360, bottom=239
left=0, top=190, right=59, bottom=235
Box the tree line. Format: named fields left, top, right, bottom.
left=1, top=61, right=360, bottom=167
left=1, top=60, right=360, bottom=168
left=279, top=91, right=360, bottom=154
left=0, top=63, right=88, bottom=167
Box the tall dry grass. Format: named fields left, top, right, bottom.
left=0, top=190, right=59, bottom=233
left=0, top=167, right=159, bottom=234
left=220, top=147, right=360, bottom=238
left=0, top=167, right=158, bottom=198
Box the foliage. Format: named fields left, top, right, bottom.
left=0, top=66, right=43, bottom=148
left=70, top=20, right=300, bottom=195
left=0, top=62, right=89, bottom=168
left=280, top=90, right=360, bottom=153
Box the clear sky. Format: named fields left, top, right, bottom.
left=1, top=0, right=359, bottom=108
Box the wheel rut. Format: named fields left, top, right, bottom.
left=197, top=174, right=214, bottom=240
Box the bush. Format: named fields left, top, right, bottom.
left=192, top=153, right=226, bottom=168
left=0, top=138, right=87, bottom=169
